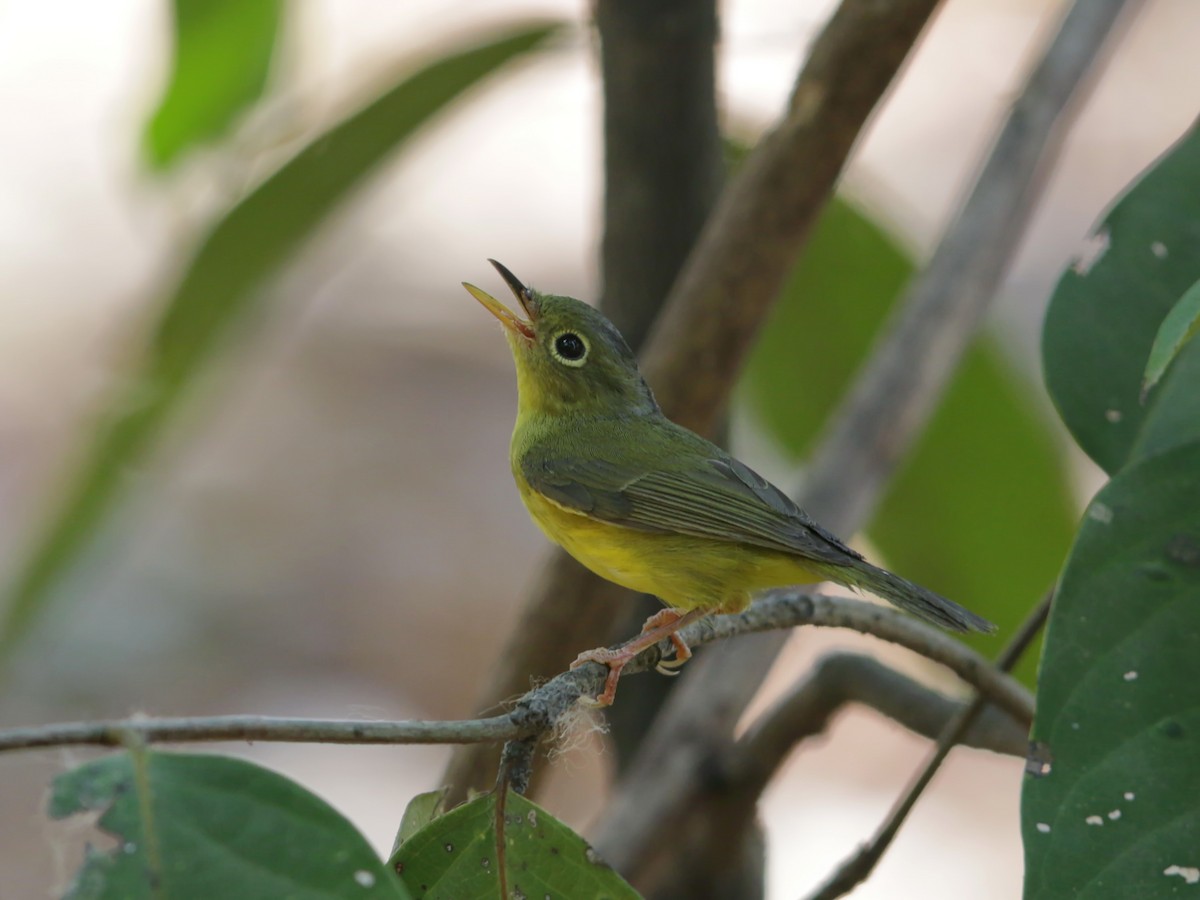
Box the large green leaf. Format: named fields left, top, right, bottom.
left=390, top=791, right=638, bottom=899
left=50, top=749, right=410, bottom=899
left=1021, top=440, right=1200, bottom=899
left=741, top=198, right=1074, bottom=677
left=0, top=23, right=560, bottom=652
left=871, top=344, right=1073, bottom=684
left=1042, top=121, right=1200, bottom=475
left=145, top=0, right=283, bottom=168
left=741, top=198, right=911, bottom=457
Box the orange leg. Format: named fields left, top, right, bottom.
left=570, top=608, right=706, bottom=707
left=639, top=608, right=695, bottom=674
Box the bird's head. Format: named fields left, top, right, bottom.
left=464, top=260, right=658, bottom=418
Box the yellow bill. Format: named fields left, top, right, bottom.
left=463, top=282, right=535, bottom=340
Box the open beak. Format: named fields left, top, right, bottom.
left=462, top=259, right=537, bottom=341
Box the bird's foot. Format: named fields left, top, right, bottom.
left=570, top=608, right=705, bottom=706
left=638, top=609, right=695, bottom=675
left=570, top=645, right=636, bottom=708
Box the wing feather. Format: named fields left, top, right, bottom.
left=521, top=448, right=862, bottom=566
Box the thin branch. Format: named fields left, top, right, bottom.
left=440, top=0, right=942, bottom=805
left=0, top=592, right=1031, bottom=755
left=592, top=0, right=1130, bottom=885
left=618, top=651, right=1030, bottom=900
left=691, top=592, right=1033, bottom=724
left=806, top=590, right=1053, bottom=900
left=0, top=714, right=519, bottom=753
left=729, top=652, right=1029, bottom=796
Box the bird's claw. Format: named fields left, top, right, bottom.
left=570, top=608, right=704, bottom=706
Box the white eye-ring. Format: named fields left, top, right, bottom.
left=551, top=330, right=589, bottom=366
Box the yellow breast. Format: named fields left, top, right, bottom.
left=514, top=474, right=822, bottom=613
left=517, top=478, right=649, bottom=591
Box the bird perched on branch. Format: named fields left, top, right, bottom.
left=465, top=260, right=993, bottom=706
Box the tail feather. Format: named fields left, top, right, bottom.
left=834, top=561, right=995, bottom=634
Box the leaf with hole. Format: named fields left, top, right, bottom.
left=1042, top=122, right=1200, bottom=474
left=1021, top=440, right=1200, bottom=899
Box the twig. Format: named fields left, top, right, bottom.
left=602, top=651, right=1031, bottom=900
left=805, top=590, right=1053, bottom=900
left=691, top=593, right=1034, bottom=723
left=729, top=652, right=1029, bottom=795
left=0, top=714, right=519, bottom=753
left=0, top=592, right=1031, bottom=754
left=592, top=0, right=1130, bottom=885
left=440, top=0, right=942, bottom=805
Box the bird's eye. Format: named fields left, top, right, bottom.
left=552, top=331, right=589, bottom=366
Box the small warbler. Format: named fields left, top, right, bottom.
left=466, top=260, right=993, bottom=706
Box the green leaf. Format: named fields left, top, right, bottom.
left=145, top=0, right=283, bottom=168
left=741, top=198, right=1074, bottom=677
left=50, top=749, right=411, bottom=899
left=741, top=197, right=911, bottom=458
left=1042, top=122, right=1200, bottom=474
left=0, top=23, right=561, bottom=652
left=391, top=789, right=447, bottom=857
left=390, top=791, right=639, bottom=899
left=1131, top=333, right=1200, bottom=463
left=871, top=344, right=1073, bottom=685
left=1141, top=276, right=1200, bottom=399
left=1021, top=440, right=1200, bottom=899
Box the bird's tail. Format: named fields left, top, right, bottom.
left=828, top=559, right=995, bottom=634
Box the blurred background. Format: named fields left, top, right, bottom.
left=1, top=0, right=1197, bottom=897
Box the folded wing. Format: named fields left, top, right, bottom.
left=521, top=449, right=863, bottom=568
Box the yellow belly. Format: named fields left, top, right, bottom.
left=518, top=481, right=824, bottom=613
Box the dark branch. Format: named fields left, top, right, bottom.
left=440, top=0, right=935, bottom=805
left=441, top=0, right=723, bottom=805
left=596, top=0, right=722, bottom=347
left=592, top=0, right=1129, bottom=888
left=639, top=0, right=944, bottom=435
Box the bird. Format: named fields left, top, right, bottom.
left=464, top=260, right=994, bottom=706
